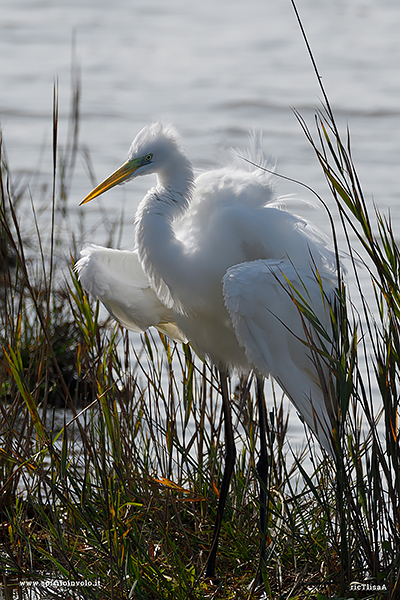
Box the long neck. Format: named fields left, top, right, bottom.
left=135, top=159, right=194, bottom=311
left=156, top=151, right=194, bottom=205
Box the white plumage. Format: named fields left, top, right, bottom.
left=77, top=244, right=187, bottom=342
left=76, top=122, right=337, bottom=453
left=223, top=259, right=334, bottom=450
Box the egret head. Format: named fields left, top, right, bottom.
left=80, top=122, right=188, bottom=205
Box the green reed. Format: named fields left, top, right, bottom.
left=1, top=48, right=399, bottom=599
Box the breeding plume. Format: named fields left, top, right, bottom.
left=76, top=122, right=336, bottom=579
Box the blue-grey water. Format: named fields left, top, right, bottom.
left=1, top=0, right=400, bottom=449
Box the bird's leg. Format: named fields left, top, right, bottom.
left=205, top=368, right=236, bottom=579
left=256, top=375, right=270, bottom=582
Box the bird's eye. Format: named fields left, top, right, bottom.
left=145, top=154, right=153, bottom=162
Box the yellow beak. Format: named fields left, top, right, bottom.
left=80, top=158, right=142, bottom=205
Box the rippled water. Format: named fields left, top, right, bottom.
left=2, top=0, right=399, bottom=219
left=1, top=0, right=400, bottom=445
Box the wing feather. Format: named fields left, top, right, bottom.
left=223, top=258, right=335, bottom=453
left=75, top=244, right=187, bottom=342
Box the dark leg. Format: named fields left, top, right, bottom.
left=205, top=368, right=236, bottom=579
left=256, top=375, right=269, bottom=582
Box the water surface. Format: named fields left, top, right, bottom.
left=1, top=0, right=399, bottom=446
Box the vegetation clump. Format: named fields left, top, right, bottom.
left=1, top=65, right=399, bottom=600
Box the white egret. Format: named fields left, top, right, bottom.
left=76, top=122, right=336, bottom=579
